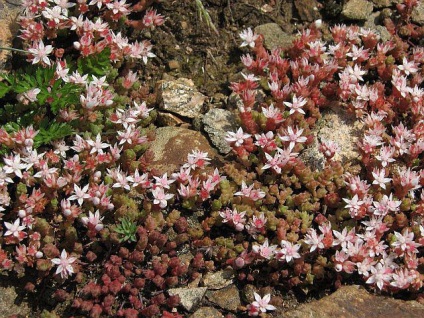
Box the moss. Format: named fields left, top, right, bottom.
left=113, top=193, right=140, bottom=221
left=16, top=182, right=27, bottom=196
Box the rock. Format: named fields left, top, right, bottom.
left=168, top=59, right=180, bottom=70
left=241, top=284, right=257, bottom=303
left=0, top=285, right=32, bottom=317
left=202, top=108, right=238, bottom=154
left=148, top=127, right=216, bottom=175
left=202, top=268, right=235, bottom=289
left=157, top=77, right=207, bottom=119
left=322, top=0, right=343, bottom=19
left=370, top=0, right=395, bottom=8
left=156, top=111, right=187, bottom=126
left=206, top=284, right=241, bottom=311
left=363, top=12, right=392, bottom=42
left=300, top=104, right=364, bottom=171
left=168, top=287, right=207, bottom=312
left=0, top=0, right=21, bottom=68
left=190, top=306, right=224, bottom=318
left=412, top=1, right=424, bottom=25
left=285, top=285, right=424, bottom=318
left=342, top=0, right=374, bottom=21
left=294, top=0, right=322, bottom=22
left=254, top=23, right=296, bottom=51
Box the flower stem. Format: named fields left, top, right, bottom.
left=0, top=47, right=28, bottom=54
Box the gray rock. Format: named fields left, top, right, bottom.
left=0, top=285, right=32, bottom=317
left=300, top=103, right=364, bottom=171
left=157, top=78, right=207, bottom=119
left=370, top=0, right=396, bottom=8
left=285, top=285, right=424, bottom=318
left=363, top=12, right=392, bottom=42
left=148, top=127, right=217, bottom=174
left=254, top=23, right=295, bottom=51
left=412, top=1, right=424, bottom=25
left=206, top=284, right=241, bottom=311
left=202, top=268, right=235, bottom=289
left=202, top=109, right=238, bottom=154
left=168, top=287, right=207, bottom=311
left=342, top=0, right=374, bottom=21
left=190, top=306, right=224, bottom=318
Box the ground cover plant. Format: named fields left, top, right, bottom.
left=0, top=0, right=423, bottom=317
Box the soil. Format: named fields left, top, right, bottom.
left=139, top=0, right=303, bottom=103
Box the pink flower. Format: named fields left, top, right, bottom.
left=3, top=219, right=26, bottom=238
left=68, top=184, right=90, bottom=205
left=86, top=133, right=110, bottom=154
left=279, top=126, right=307, bottom=150
left=397, top=57, right=418, bottom=76
left=278, top=240, right=301, bottom=262
left=225, top=127, right=251, bottom=147
left=184, top=150, right=211, bottom=170
left=234, top=181, right=265, bottom=201
left=3, top=154, right=28, bottom=179
left=304, top=228, right=324, bottom=252
left=219, top=208, right=246, bottom=231
left=239, top=28, right=259, bottom=48
left=51, top=250, right=77, bottom=279
left=283, top=94, right=307, bottom=115
left=392, top=230, right=421, bottom=255
left=262, top=104, right=283, bottom=123
left=366, top=262, right=392, bottom=290
left=153, top=173, right=175, bottom=189
left=371, top=168, right=391, bottom=189
left=122, top=70, right=138, bottom=89
left=252, top=239, right=277, bottom=260
left=319, top=139, right=340, bottom=160
left=28, top=41, right=53, bottom=66
left=250, top=292, right=276, bottom=314
left=81, top=210, right=104, bottom=231
left=151, top=187, right=174, bottom=208
left=375, top=146, right=395, bottom=167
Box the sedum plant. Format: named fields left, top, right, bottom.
left=114, top=217, right=138, bottom=243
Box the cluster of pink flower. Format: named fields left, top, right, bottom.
left=227, top=18, right=424, bottom=301
left=20, top=0, right=164, bottom=64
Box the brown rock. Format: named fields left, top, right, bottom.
left=157, top=77, right=207, bottom=119
left=202, top=268, right=235, bottom=289
left=156, top=111, right=186, bottom=127
left=294, top=0, right=322, bottom=22
left=148, top=127, right=216, bottom=175
left=0, top=0, right=21, bottom=68
left=206, top=284, right=241, bottom=312
left=285, top=285, right=424, bottom=318
left=190, top=306, right=223, bottom=318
